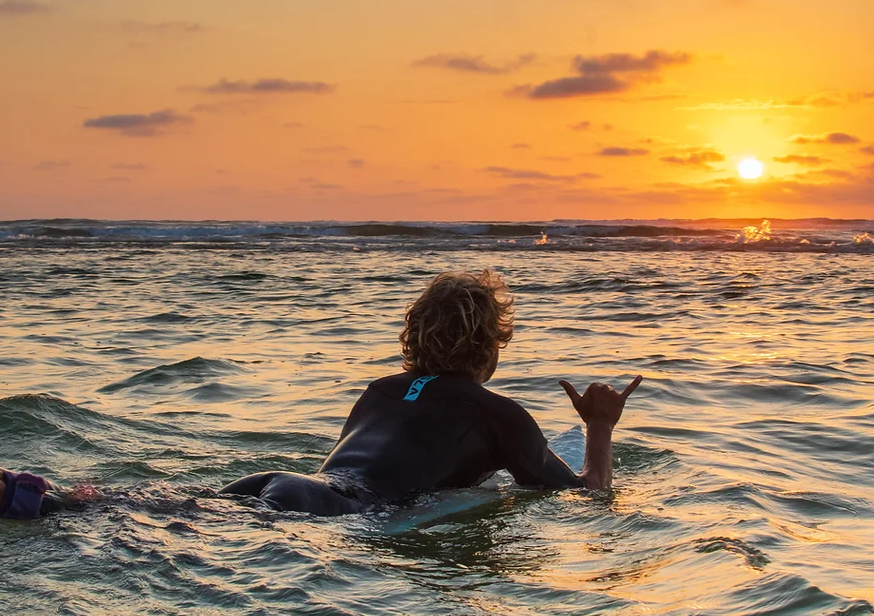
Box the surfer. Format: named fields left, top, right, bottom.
left=218, top=270, right=642, bottom=515
left=1, top=270, right=642, bottom=520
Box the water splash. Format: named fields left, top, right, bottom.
left=737, top=220, right=773, bottom=244
left=535, top=232, right=549, bottom=245
left=853, top=232, right=873, bottom=245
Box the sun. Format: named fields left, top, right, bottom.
left=738, top=157, right=764, bottom=180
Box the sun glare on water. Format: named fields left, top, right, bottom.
left=738, top=157, right=764, bottom=180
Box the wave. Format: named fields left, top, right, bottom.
left=1, top=218, right=870, bottom=238
left=0, top=220, right=727, bottom=240
left=98, top=357, right=246, bottom=394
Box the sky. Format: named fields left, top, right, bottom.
left=1, top=0, right=873, bottom=221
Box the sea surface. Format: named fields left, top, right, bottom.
left=1, top=218, right=873, bottom=615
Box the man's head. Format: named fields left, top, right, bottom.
left=400, top=270, right=514, bottom=383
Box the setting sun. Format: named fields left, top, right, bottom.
left=738, top=157, right=765, bottom=180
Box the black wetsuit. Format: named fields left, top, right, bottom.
left=220, top=372, right=586, bottom=515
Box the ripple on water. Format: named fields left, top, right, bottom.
left=139, top=311, right=198, bottom=324
left=97, top=357, right=247, bottom=394
left=2, top=242, right=874, bottom=615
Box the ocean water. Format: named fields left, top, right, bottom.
left=1, top=219, right=873, bottom=616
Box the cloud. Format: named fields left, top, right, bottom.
left=640, top=136, right=677, bottom=146
left=510, top=143, right=531, bottom=149
left=195, top=78, right=334, bottom=95
left=189, top=100, right=259, bottom=115
left=597, top=147, right=649, bottom=156
left=119, top=20, right=206, bottom=34
left=411, top=53, right=535, bottom=75
left=83, top=109, right=194, bottom=137
left=514, top=50, right=690, bottom=99
left=99, top=176, right=131, bottom=183
left=0, top=1, right=53, bottom=16
left=112, top=162, right=147, bottom=171
left=399, top=99, right=459, bottom=105
left=659, top=147, right=725, bottom=169
left=570, top=121, right=593, bottom=131
left=516, top=74, right=626, bottom=99
left=773, top=154, right=828, bottom=166
left=805, top=169, right=855, bottom=180
left=33, top=160, right=69, bottom=171
left=283, top=121, right=305, bottom=129
left=347, top=158, right=365, bottom=168
left=791, top=132, right=861, bottom=145
left=680, top=91, right=874, bottom=111
left=573, top=51, right=691, bottom=74
left=860, top=146, right=874, bottom=155
left=304, top=146, right=350, bottom=153
left=622, top=172, right=874, bottom=208
left=569, top=121, right=614, bottom=132
left=298, top=177, right=343, bottom=190
left=483, top=166, right=600, bottom=182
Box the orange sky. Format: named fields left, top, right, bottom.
left=1, top=0, right=873, bottom=221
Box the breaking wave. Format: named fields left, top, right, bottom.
left=1, top=218, right=872, bottom=252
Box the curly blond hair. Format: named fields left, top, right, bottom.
left=400, top=270, right=514, bottom=380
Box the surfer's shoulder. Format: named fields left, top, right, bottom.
left=468, top=383, right=529, bottom=417
left=367, top=372, right=417, bottom=398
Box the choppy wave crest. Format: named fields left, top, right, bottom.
left=2, top=218, right=873, bottom=252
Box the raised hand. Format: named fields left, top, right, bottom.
left=559, top=375, right=643, bottom=427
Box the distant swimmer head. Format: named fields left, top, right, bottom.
left=400, top=270, right=514, bottom=384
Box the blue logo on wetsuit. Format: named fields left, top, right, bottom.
left=403, top=375, right=438, bottom=401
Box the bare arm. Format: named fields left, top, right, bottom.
left=559, top=375, right=643, bottom=490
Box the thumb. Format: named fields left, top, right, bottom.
left=558, top=380, right=581, bottom=403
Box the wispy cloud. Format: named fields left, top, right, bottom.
left=112, top=162, right=147, bottom=171
left=190, top=100, right=259, bottom=115
left=411, top=53, right=535, bottom=75
left=773, top=154, right=828, bottom=166
left=790, top=132, right=861, bottom=145
left=119, top=20, right=206, bottom=34
left=512, top=74, right=625, bottom=99
left=304, top=146, right=350, bottom=153
left=806, top=169, right=855, bottom=180
left=513, top=50, right=690, bottom=99
left=569, top=121, right=613, bottom=131
left=193, top=78, right=335, bottom=95
left=83, top=109, right=194, bottom=137
left=680, top=91, right=874, bottom=111
left=573, top=51, right=691, bottom=73
left=660, top=147, right=725, bottom=170
left=33, top=160, right=69, bottom=171
left=622, top=172, right=874, bottom=208
left=860, top=146, right=874, bottom=155
left=483, top=166, right=600, bottom=182
left=510, top=143, right=531, bottom=149
left=347, top=159, right=365, bottom=168
left=297, top=176, right=345, bottom=190
left=597, top=147, right=649, bottom=157
left=0, top=1, right=53, bottom=16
